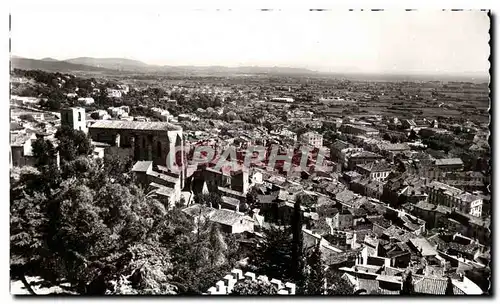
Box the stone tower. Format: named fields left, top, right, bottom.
left=60, top=107, right=87, bottom=133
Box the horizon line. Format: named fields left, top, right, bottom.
left=11, top=54, right=490, bottom=79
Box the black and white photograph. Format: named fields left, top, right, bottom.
left=8, top=4, right=492, bottom=296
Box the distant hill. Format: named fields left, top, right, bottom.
left=159, top=65, right=318, bottom=76
left=11, top=55, right=320, bottom=76
left=11, top=56, right=114, bottom=73
left=65, top=57, right=150, bottom=71
left=41, top=57, right=59, bottom=62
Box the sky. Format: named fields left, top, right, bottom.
left=10, top=8, right=490, bottom=75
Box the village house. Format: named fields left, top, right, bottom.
left=131, top=160, right=182, bottom=206
left=355, top=161, right=392, bottom=182
left=426, top=181, right=483, bottom=218
left=346, top=151, right=384, bottom=171
left=340, top=124, right=380, bottom=136
left=182, top=204, right=255, bottom=234
left=300, top=131, right=323, bottom=149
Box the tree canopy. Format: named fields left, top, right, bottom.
left=11, top=147, right=240, bottom=295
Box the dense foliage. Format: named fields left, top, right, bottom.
left=231, top=279, right=278, bottom=295
left=10, top=131, right=240, bottom=295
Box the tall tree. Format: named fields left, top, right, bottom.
left=305, top=243, right=325, bottom=295
left=401, top=271, right=415, bottom=295
left=445, top=277, right=454, bottom=295
left=55, top=126, right=92, bottom=163
left=207, top=223, right=228, bottom=267
left=253, top=226, right=293, bottom=282
left=291, top=196, right=305, bottom=291
left=31, top=137, right=57, bottom=168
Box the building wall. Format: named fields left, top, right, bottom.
left=427, top=186, right=483, bottom=217
left=89, top=127, right=184, bottom=168
left=332, top=213, right=353, bottom=230
left=231, top=218, right=255, bottom=234
left=11, top=146, right=36, bottom=167
left=301, top=132, right=323, bottom=149
left=61, top=108, right=87, bottom=133
left=231, top=171, right=249, bottom=194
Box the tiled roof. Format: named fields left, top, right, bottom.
left=335, top=189, right=356, bottom=204
left=350, top=151, right=383, bottom=159
left=364, top=235, right=379, bottom=248
left=182, top=204, right=214, bottom=218
left=458, top=192, right=481, bottom=203
left=89, top=120, right=181, bottom=131
left=383, top=226, right=415, bottom=243
left=369, top=217, right=392, bottom=229
left=409, top=237, right=438, bottom=256
left=256, top=194, right=278, bottom=204
left=357, top=278, right=379, bottom=292
left=147, top=170, right=179, bottom=185
left=428, top=181, right=463, bottom=197
left=413, top=276, right=448, bottom=295
left=413, top=275, right=469, bottom=295
left=209, top=208, right=253, bottom=227
left=154, top=185, right=175, bottom=197
left=435, top=158, right=464, bottom=166
left=382, top=266, right=404, bottom=276
left=448, top=242, right=479, bottom=255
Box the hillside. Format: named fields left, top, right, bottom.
left=11, top=57, right=114, bottom=73
left=65, top=57, right=150, bottom=71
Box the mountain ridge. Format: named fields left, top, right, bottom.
left=10, top=55, right=489, bottom=83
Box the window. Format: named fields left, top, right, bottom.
left=78, top=112, right=81, bottom=122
